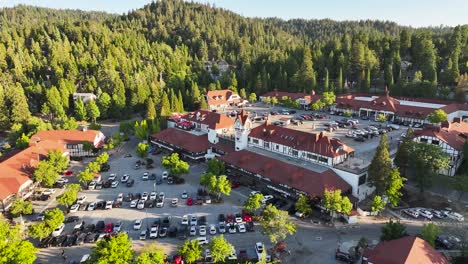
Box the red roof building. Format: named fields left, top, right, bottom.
left=248, top=123, right=354, bottom=166
left=219, top=150, right=352, bottom=198
left=205, top=89, right=243, bottom=110
left=171, top=110, right=235, bottom=131
left=260, top=90, right=321, bottom=108
left=362, top=236, right=449, bottom=264
left=150, top=128, right=210, bottom=160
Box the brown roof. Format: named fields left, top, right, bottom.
left=363, top=236, right=449, bottom=264
left=219, top=150, right=351, bottom=197
left=30, top=129, right=104, bottom=147
left=180, top=110, right=235, bottom=130
left=206, top=89, right=241, bottom=106
left=249, top=123, right=354, bottom=158
left=262, top=91, right=309, bottom=101
left=237, top=110, right=249, bottom=125
left=151, top=128, right=210, bottom=153
left=0, top=140, right=68, bottom=200
left=414, top=121, right=468, bottom=151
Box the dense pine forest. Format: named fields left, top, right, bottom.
left=0, top=0, right=466, bottom=138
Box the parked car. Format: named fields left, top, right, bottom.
left=417, top=208, right=433, bottom=219
left=190, top=226, right=197, bottom=236
left=237, top=223, right=246, bottom=233
left=105, top=200, right=113, bottom=209
left=199, top=225, right=207, bottom=236
left=137, top=200, right=145, bottom=209
left=42, top=189, right=56, bottom=195
left=149, top=192, right=157, bottom=200
left=150, top=227, right=158, bottom=239
left=218, top=223, right=226, bottom=234
left=194, top=236, right=208, bottom=245
left=181, top=190, right=188, bottom=199
left=111, top=181, right=119, bottom=188
left=162, top=171, right=169, bottom=180
left=181, top=215, right=189, bottom=225
left=104, top=223, right=113, bottom=233
left=187, top=197, right=193, bottom=206
left=190, top=215, right=198, bottom=226
left=52, top=223, right=65, bottom=237
left=447, top=212, right=464, bottom=222
left=113, top=221, right=122, bottom=232
left=134, top=219, right=142, bottom=230
left=171, top=198, right=178, bottom=207
left=121, top=174, right=130, bottom=183
left=142, top=172, right=149, bottom=181
left=403, top=208, right=419, bottom=218
left=139, top=229, right=148, bottom=240
left=209, top=224, right=217, bottom=235
left=69, top=204, right=80, bottom=213
left=126, top=179, right=135, bottom=187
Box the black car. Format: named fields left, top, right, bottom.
left=124, top=193, right=134, bottom=202
left=135, top=193, right=142, bottom=199
left=274, top=200, right=287, bottom=209
left=149, top=173, right=156, bottom=180
left=102, top=180, right=112, bottom=188
left=85, top=232, right=98, bottom=243
left=100, top=163, right=110, bottom=172
left=218, top=214, right=226, bottom=223
left=96, top=181, right=103, bottom=189
left=96, top=201, right=106, bottom=210
left=84, top=224, right=96, bottom=233
left=162, top=217, right=171, bottom=228
left=246, top=221, right=255, bottom=232
left=75, top=233, right=87, bottom=245
left=63, top=235, right=77, bottom=247
left=96, top=221, right=105, bottom=233
left=64, top=216, right=80, bottom=223
left=354, top=136, right=365, bottom=142
left=126, top=179, right=135, bottom=187
left=168, top=226, right=178, bottom=238
left=199, top=216, right=207, bottom=226
left=156, top=177, right=162, bottom=185
left=55, top=235, right=68, bottom=247
left=39, top=236, right=54, bottom=248
left=289, top=110, right=297, bottom=114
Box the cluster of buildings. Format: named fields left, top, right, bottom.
left=0, top=128, right=105, bottom=211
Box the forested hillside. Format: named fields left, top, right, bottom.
left=0, top=0, right=466, bottom=139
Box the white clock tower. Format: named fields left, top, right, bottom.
left=234, top=110, right=251, bottom=151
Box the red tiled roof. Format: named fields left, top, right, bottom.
left=151, top=128, right=210, bottom=153
left=249, top=123, right=354, bottom=158
left=0, top=140, right=68, bottom=200
left=414, top=121, right=468, bottom=150
left=30, top=129, right=104, bottom=147
left=363, top=236, right=449, bottom=264
left=180, top=110, right=234, bottom=130
left=219, top=150, right=351, bottom=197
left=206, top=89, right=241, bottom=106
left=237, top=110, right=249, bottom=125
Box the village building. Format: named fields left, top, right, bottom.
left=204, top=89, right=244, bottom=111
left=0, top=129, right=105, bottom=211
left=413, top=118, right=468, bottom=176
left=72, top=93, right=97, bottom=103
left=260, top=90, right=321, bottom=109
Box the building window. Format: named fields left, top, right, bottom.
left=252, top=139, right=259, bottom=144
left=420, top=138, right=428, bottom=143
left=358, top=174, right=367, bottom=186
left=307, top=153, right=317, bottom=160
left=264, top=142, right=270, bottom=149
left=319, top=157, right=327, bottom=163
left=275, top=145, right=279, bottom=150
left=292, top=150, right=298, bottom=157
left=431, top=140, right=439, bottom=145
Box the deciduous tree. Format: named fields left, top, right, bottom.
left=78, top=169, right=94, bottom=185
left=244, top=193, right=264, bottom=213
left=56, top=184, right=81, bottom=207
left=0, top=216, right=37, bottom=264
left=96, top=152, right=110, bottom=165
left=295, top=194, right=312, bottom=216
left=28, top=208, right=64, bottom=240
left=90, top=233, right=134, bottom=264
left=74, top=97, right=87, bottom=121
left=207, top=158, right=225, bottom=175
left=386, top=169, right=406, bottom=207
left=322, top=189, right=353, bottom=219
left=420, top=223, right=440, bottom=247
left=136, top=142, right=149, bottom=158
left=210, top=235, right=235, bottom=263
left=161, top=153, right=189, bottom=177
left=9, top=198, right=33, bottom=217
left=427, top=109, right=448, bottom=124
left=86, top=100, right=101, bottom=123
left=249, top=92, right=257, bottom=102
left=47, top=150, right=68, bottom=173
left=380, top=220, right=406, bottom=241
left=87, top=161, right=101, bottom=174
left=134, top=243, right=165, bottom=264
left=370, top=195, right=385, bottom=215
left=259, top=204, right=296, bottom=244
left=178, top=240, right=202, bottom=264
left=33, top=161, right=59, bottom=187
left=15, top=133, right=30, bottom=149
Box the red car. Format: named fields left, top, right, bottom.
left=63, top=171, right=73, bottom=176
left=173, top=255, right=184, bottom=264
left=230, top=181, right=241, bottom=189
left=226, top=213, right=234, bottom=223
left=243, top=214, right=252, bottom=223
left=186, top=197, right=193, bottom=206
left=104, top=223, right=113, bottom=233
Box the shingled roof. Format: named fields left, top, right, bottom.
left=180, top=110, right=235, bottom=130
left=151, top=128, right=210, bottom=153
left=206, top=89, right=241, bottom=106
left=219, top=150, right=351, bottom=197
left=363, top=236, right=449, bottom=264
left=414, top=120, right=468, bottom=151
left=249, top=123, right=354, bottom=158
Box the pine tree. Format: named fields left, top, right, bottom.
left=190, top=82, right=201, bottom=105
left=146, top=98, right=156, bottom=120
left=6, top=83, right=31, bottom=124
left=170, top=88, right=177, bottom=113
left=177, top=90, right=185, bottom=113
left=86, top=100, right=100, bottom=123
left=337, top=67, right=343, bottom=93
left=368, top=134, right=393, bottom=195
left=324, top=68, right=329, bottom=91
left=74, top=97, right=87, bottom=121
left=200, top=96, right=208, bottom=110
left=160, top=91, right=171, bottom=117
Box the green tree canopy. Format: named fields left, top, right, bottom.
left=136, top=142, right=149, bottom=158
left=28, top=208, right=64, bottom=240
left=161, top=153, right=189, bottom=177
left=33, top=161, right=59, bottom=187
left=47, top=149, right=68, bottom=173
left=86, top=100, right=101, bottom=123
left=368, top=134, right=393, bottom=195
left=419, top=223, right=440, bottom=247
left=15, top=133, right=30, bottom=149
left=0, top=216, right=37, bottom=264
left=207, top=158, right=225, bottom=175
left=244, top=193, right=264, bottom=213
left=249, top=92, right=257, bottom=102
left=209, top=235, right=235, bottom=263
left=178, top=240, right=202, bottom=264
left=78, top=169, right=94, bottom=185
left=322, top=189, right=353, bottom=217
left=56, top=184, right=82, bottom=207
left=410, top=143, right=450, bottom=193
left=370, top=195, right=386, bottom=214
left=96, top=152, right=110, bottom=165
left=9, top=198, right=33, bottom=217
left=427, top=109, right=448, bottom=124
left=90, top=233, right=134, bottom=264
left=87, top=161, right=101, bottom=174
left=380, top=220, right=407, bottom=241
left=74, top=97, right=87, bottom=121
left=260, top=204, right=297, bottom=244
left=134, top=243, right=166, bottom=264
left=386, top=169, right=406, bottom=207
left=295, top=194, right=312, bottom=216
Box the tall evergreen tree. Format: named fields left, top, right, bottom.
left=177, top=90, right=185, bottom=113
left=160, top=91, right=171, bottom=118
left=324, top=68, right=329, bottom=91
left=74, top=97, right=87, bottom=121
left=86, top=100, right=100, bottom=123
left=146, top=98, right=156, bottom=120
left=368, top=134, right=393, bottom=195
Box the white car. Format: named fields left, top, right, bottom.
left=137, top=200, right=145, bottom=210
left=237, top=223, right=246, bottom=233
left=42, top=189, right=56, bottom=195
left=116, top=193, right=124, bottom=202
left=194, top=237, right=208, bottom=245
left=181, top=191, right=188, bottom=199
left=109, top=173, right=117, bottom=181
left=189, top=225, right=197, bottom=236
left=142, top=172, right=149, bottom=181
left=87, top=202, right=96, bottom=211
left=190, top=215, right=198, bottom=226
left=130, top=199, right=138, bottom=208
left=56, top=178, right=69, bottom=184
left=134, top=219, right=142, bottom=230
left=142, top=192, right=149, bottom=201
left=158, top=192, right=165, bottom=200
left=228, top=224, right=236, bottom=234
left=121, top=174, right=130, bottom=183
left=171, top=198, right=178, bottom=207
left=162, top=171, right=169, bottom=180
left=150, top=227, right=158, bottom=239
left=139, top=230, right=147, bottom=240
left=69, top=204, right=80, bottom=213
left=88, top=181, right=96, bottom=190
left=111, top=181, right=119, bottom=188
left=227, top=252, right=237, bottom=260
left=447, top=212, right=464, bottom=222
left=262, top=195, right=274, bottom=204
left=199, top=225, right=207, bottom=236
left=218, top=223, right=226, bottom=234
left=209, top=224, right=217, bottom=235
left=204, top=249, right=213, bottom=262
left=156, top=199, right=164, bottom=208
left=76, top=195, right=87, bottom=204
left=113, top=221, right=122, bottom=232
left=255, top=242, right=265, bottom=261
left=149, top=192, right=157, bottom=200
left=235, top=215, right=243, bottom=223
left=417, top=208, right=433, bottom=219
left=403, top=208, right=419, bottom=218
left=52, top=223, right=65, bottom=237
left=181, top=215, right=189, bottom=225
left=105, top=200, right=113, bottom=209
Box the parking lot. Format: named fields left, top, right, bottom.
left=35, top=144, right=270, bottom=263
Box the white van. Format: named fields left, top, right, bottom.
left=80, top=254, right=90, bottom=263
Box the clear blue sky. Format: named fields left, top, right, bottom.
left=1, top=0, right=467, bottom=27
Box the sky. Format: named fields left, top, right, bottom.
left=0, top=0, right=467, bottom=27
